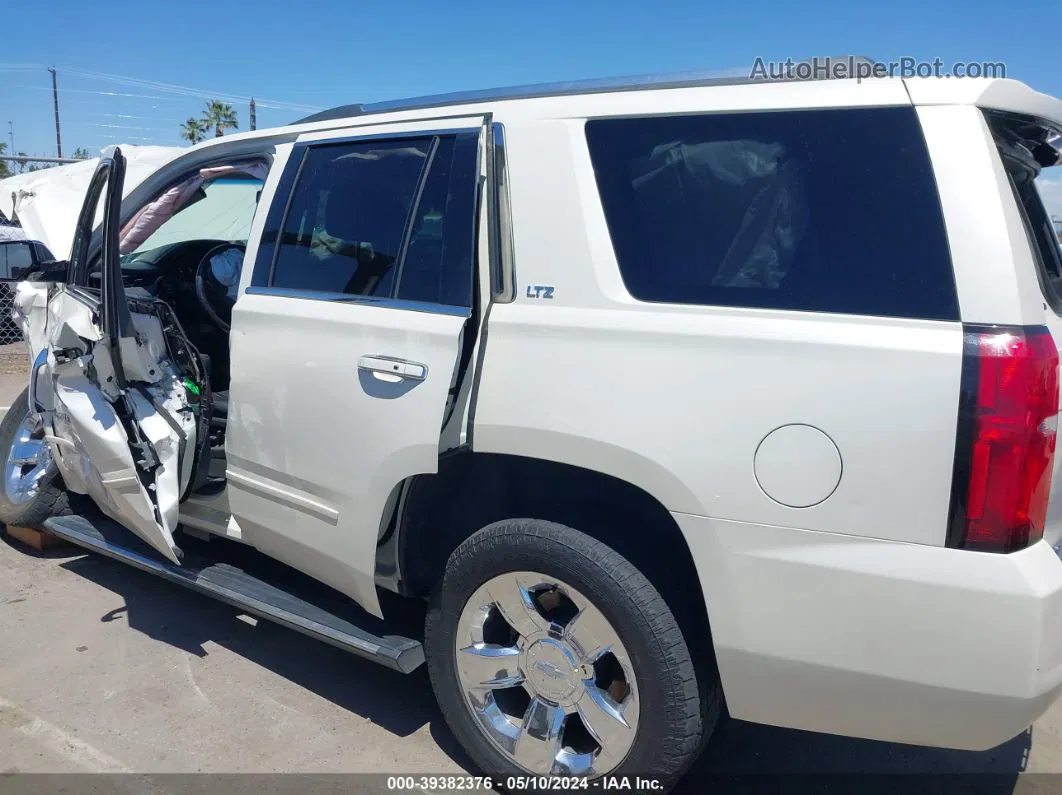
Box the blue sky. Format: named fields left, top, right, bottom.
left=4, top=0, right=1062, bottom=212
left=3, top=0, right=1060, bottom=156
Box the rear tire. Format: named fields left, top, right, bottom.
left=425, top=519, right=719, bottom=790
left=0, top=388, right=71, bottom=530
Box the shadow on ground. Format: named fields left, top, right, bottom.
left=49, top=545, right=1032, bottom=793
left=56, top=552, right=457, bottom=749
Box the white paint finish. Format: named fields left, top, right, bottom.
left=31, top=289, right=194, bottom=563
left=916, top=104, right=1046, bottom=326
left=753, top=424, right=841, bottom=508
left=23, top=72, right=1062, bottom=763
left=225, top=117, right=482, bottom=616
left=475, top=304, right=962, bottom=546
left=905, top=77, right=1062, bottom=130
left=51, top=373, right=179, bottom=563
left=919, top=101, right=1062, bottom=550
left=13, top=282, right=49, bottom=364
left=125, top=387, right=188, bottom=540
left=226, top=469, right=339, bottom=525
left=676, top=512, right=1062, bottom=750
left=226, top=293, right=468, bottom=617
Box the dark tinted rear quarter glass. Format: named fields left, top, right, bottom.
left=585, top=107, right=958, bottom=320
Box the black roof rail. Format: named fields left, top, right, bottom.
left=295, top=55, right=877, bottom=125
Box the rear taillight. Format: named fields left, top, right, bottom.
left=948, top=325, right=1060, bottom=552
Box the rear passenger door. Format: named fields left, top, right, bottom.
left=226, top=117, right=485, bottom=616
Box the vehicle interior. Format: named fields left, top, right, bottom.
left=85, top=160, right=267, bottom=487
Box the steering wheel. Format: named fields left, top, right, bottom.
left=195, top=242, right=244, bottom=333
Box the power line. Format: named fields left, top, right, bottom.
left=75, top=122, right=173, bottom=132
left=91, top=112, right=186, bottom=122
left=61, top=67, right=324, bottom=112
left=12, top=84, right=184, bottom=101
left=86, top=137, right=164, bottom=144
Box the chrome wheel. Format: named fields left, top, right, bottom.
left=454, top=571, right=639, bottom=777
left=4, top=413, right=53, bottom=505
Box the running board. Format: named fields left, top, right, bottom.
left=44, top=515, right=425, bottom=674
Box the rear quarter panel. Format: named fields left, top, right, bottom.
left=472, top=110, right=963, bottom=546
left=917, top=103, right=1062, bottom=547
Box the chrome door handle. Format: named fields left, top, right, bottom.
left=357, top=355, right=427, bottom=381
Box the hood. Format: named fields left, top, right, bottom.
left=0, top=145, right=184, bottom=257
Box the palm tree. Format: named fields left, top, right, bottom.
left=179, top=118, right=207, bottom=145
left=201, top=100, right=238, bottom=138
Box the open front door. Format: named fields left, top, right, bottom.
left=39, top=149, right=209, bottom=563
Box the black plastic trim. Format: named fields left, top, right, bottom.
left=945, top=323, right=985, bottom=549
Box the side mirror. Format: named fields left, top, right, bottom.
left=0, top=239, right=68, bottom=283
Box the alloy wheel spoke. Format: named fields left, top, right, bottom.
left=564, top=603, right=620, bottom=664
left=456, top=643, right=524, bottom=689
left=512, top=697, right=566, bottom=774
left=10, top=438, right=44, bottom=466
left=487, top=573, right=550, bottom=638
left=576, top=684, right=636, bottom=769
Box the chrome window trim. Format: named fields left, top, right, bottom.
left=243, top=285, right=472, bottom=318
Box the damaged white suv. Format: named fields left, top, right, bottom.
left=5, top=68, right=1062, bottom=788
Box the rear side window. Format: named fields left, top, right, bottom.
left=262, top=133, right=480, bottom=307
left=585, top=108, right=958, bottom=320
left=985, top=111, right=1062, bottom=314
left=271, top=139, right=432, bottom=297
left=1015, top=176, right=1062, bottom=312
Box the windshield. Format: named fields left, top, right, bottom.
left=127, top=176, right=263, bottom=258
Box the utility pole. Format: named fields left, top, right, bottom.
left=47, top=67, right=62, bottom=158
left=6, top=121, right=12, bottom=153
left=249, top=98, right=257, bottom=131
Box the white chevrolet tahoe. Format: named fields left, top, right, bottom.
left=2, top=67, right=1062, bottom=789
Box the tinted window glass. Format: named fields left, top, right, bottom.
left=271, top=139, right=431, bottom=295
left=396, top=134, right=479, bottom=307
left=585, top=108, right=958, bottom=320
left=987, top=110, right=1062, bottom=313
left=0, top=242, right=34, bottom=279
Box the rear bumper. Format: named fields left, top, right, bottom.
left=675, top=513, right=1062, bottom=751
